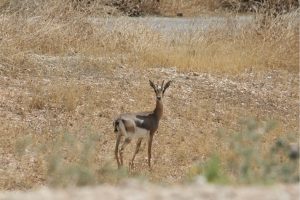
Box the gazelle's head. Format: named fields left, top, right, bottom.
left=149, top=80, right=172, bottom=101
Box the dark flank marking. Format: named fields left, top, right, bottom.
left=135, top=114, right=159, bottom=132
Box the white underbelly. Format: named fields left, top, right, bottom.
left=127, top=127, right=150, bottom=139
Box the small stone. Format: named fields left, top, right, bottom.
left=194, top=175, right=207, bottom=186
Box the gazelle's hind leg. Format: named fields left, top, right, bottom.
left=129, top=138, right=143, bottom=169
left=115, top=133, right=122, bottom=168
left=119, top=138, right=131, bottom=166
left=114, top=119, right=130, bottom=168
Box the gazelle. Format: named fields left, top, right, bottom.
left=113, top=80, right=172, bottom=169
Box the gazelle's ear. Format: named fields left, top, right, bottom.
left=161, top=80, right=165, bottom=90
left=149, top=80, right=156, bottom=91
left=163, top=80, right=172, bottom=94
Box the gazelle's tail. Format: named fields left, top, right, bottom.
left=113, top=118, right=126, bottom=134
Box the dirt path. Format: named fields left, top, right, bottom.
left=91, top=15, right=253, bottom=32
left=0, top=180, right=299, bottom=200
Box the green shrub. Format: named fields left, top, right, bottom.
left=187, top=155, right=228, bottom=184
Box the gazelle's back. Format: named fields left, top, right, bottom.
left=115, top=111, right=157, bottom=135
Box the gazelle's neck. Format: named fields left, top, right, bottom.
left=154, top=99, right=163, bottom=120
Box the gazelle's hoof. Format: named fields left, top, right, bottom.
left=129, top=161, right=135, bottom=170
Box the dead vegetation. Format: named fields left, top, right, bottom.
left=0, top=65, right=298, bottom=189
left=0, top=0, right=299, bottom=16
left=0, top=11, right=298, bottom=74
left=0, top=0, right=299, bottom=191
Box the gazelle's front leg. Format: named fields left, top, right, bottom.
left=147, top=134, right=154, bottom=169
left=129, top=138, right=143, bottom=169
left=115, top=134, right=121, bottom=168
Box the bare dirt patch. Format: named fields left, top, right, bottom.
left=0, top=54, right=298, bottom=189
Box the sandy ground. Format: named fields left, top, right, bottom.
left=0, top=180, right=299, bottom=200
left=0, top=57, right=298, bottom=189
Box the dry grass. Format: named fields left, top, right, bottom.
left=157, top=0, right=222, bottom=16
left=0, top=0, right=298, bottom=17
left=0, top=1, right=299, bottom=190
left=157, top=0, right=299, bottom=16
left=1, top=11, right=298, bottom=74
left=1, top=64, right=298, bottom=189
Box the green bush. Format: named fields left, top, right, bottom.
left=187, top=155, right=228, bottom=184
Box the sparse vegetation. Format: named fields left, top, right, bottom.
left=0, top=0, right=298, bottom=192
left=188, top=119, right=299, bottom=184
left=16, top=132, right=130, bottom=187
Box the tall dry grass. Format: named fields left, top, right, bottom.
left=0, top=0, right=298, bottom=16
left=139, top=12, right=299, bottom=72
left=0, top=0, right=120, bottom=17
left=158, top=0, right=299, bottom=16
left=0, top=5, right=298, bottom=75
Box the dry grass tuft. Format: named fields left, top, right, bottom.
left=28, top=83, right=84, bottom=112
